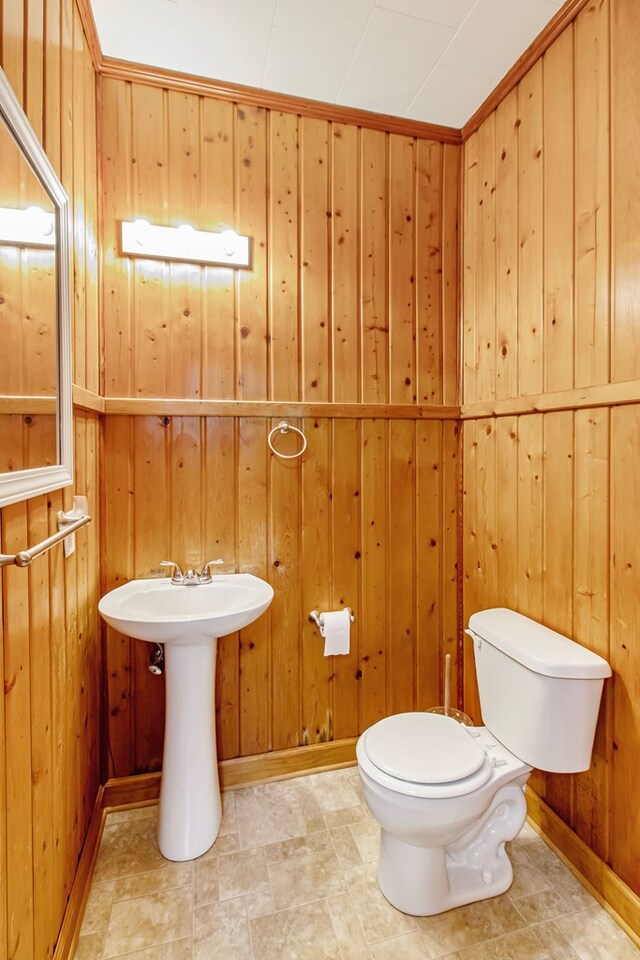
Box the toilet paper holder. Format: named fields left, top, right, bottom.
left=309, top=608, right=355, bottom=635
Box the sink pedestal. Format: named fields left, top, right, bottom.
left=158, top=640, right=221, bottom=861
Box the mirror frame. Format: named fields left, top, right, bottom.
left=0, top=66, right=73, bottom=508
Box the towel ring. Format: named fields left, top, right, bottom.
left=268, top=421, right=307, bottom=460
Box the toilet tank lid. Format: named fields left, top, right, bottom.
left=468, top=608, right=612, bottom=680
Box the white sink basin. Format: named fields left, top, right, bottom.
left=98, top=574, right=274, bottom=644
left=99, top=573, right=273, bottom=862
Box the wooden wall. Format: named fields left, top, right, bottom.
left=462, top=0, right=640, bottom=897
left=0, top=3, right=101, bottom=959
left=98, top=76, right=461, bottom=777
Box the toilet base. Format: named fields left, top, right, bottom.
left=377, top=783, right=527, bottom=916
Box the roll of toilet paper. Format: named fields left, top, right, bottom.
left=321, top=610, right=351, bottom=656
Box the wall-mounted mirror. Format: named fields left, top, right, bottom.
left=0, top=66, right=72, bottom=508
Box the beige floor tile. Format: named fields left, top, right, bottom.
left=509, top=855, right=553, bottom=898
left=531, top=919, right=581, bottom=959
left=245, top=888, right=276, bottom=919
left=104, top=940, right=193, bottom=960
left=80, top=880, right=115, bottom=936
left=292, top=778, right=327, bottom=833
left=193, top=898, right=252, bottom=960
left=518, top=821, right=543, bottom=845
left=350, top=820, right=380, bottom=863
left=269, top=847, right=346, bottom=909
left=196, top=832, right=240, bottom=860
left=371, top=932, right=431, bottom=959
left=250, top=900, right=343, bottom=960
left=349, top=877, right=415, bottom=943
left=553, top=906, right=640, bottom=959
left=342, top=861, right=378, bottom=886
left=94, top=819, right=167, bottom=883
left=415, top=899, right=511, bottom=958
left=486, top=894, right=528, bottom=933
left=102, top=886, right=192, bottom=958
left=218, top=791, right=237, bottom=837
left=513, top=889, right=576, bottom=926
left=79, top=770, right=634, bottom=960
left=265, top=829, right=332, bottom=864
left=218, top=847, right=270, bottom=900
left=74, top=932, right=105, bottom=960
left=308, top=770, right=360, bottom=812
left=193, top=857, right=219, bottom=907
left=323, top=805, right=369, bottom=830
left=325, top=893, right=372, bottom=960
left=234, top=781, right=307, bottom=849
left=454, top=927, right=551, bottom=960
left=114, top=863, right=193, bottom=901
left=331, top=825, right=363, bottom=870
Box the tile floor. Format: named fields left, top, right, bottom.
left=74, top=767, right=640, bottom=960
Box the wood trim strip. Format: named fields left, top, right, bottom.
left=74, top=0, right=102, bottom=73
left=53, top=788, right=106, bottom=960
left=460, top=380, right=640, bottom=420
left=527, top=787, right=640, bottom=944
left=0, top=396, right=56, bottom=414
left=0, top=388, right=103, bottom=414
left=461, top=0, right=590, bottom=140
left=72, top=385, right=106, bottom=414
left=98, top=56, right=462, bottom=144
left=103, top=738, right=358, bottom=809
left=101, top=398, right=460, bottom=420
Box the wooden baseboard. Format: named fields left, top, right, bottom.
left=54, top=787, right=107, bottom=960
left=103, top=738, right=358, bottom=810
left=526, top=787, right=640, bottom=945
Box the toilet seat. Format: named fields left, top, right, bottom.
left=365, top=713, right=486, bottom=783
left=358, top=713, right=501, bottom=799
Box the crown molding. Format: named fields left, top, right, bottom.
left=98, top=56, right=462, bottom=143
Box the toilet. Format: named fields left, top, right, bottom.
left=356, top=607, right=611, bottom=917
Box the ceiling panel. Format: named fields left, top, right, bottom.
left=338, top=8, right=454, bottom=116
left=90, top=0, right=566, bottom=128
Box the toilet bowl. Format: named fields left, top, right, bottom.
left=357, top=608, right=611, bottom=917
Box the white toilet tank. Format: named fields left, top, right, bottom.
left=468, top=608, right=611, bottom=773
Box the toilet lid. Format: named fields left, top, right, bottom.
left=363, top=712, right=486, bottom=785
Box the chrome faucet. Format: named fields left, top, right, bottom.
left=161, top=559, right=224, bottom=585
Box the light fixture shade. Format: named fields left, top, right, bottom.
left=0, top=205, right=56, bottom=247
left=120, top=220, right=251, bottom=268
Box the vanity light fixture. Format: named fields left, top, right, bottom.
left=0, top=205, right=56, bottom=247
left=120, top=219, right=251, bottom=268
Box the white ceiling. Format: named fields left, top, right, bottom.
left=90, top=0, right=564, bottom=128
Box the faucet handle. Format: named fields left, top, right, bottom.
left=200, top=559, right=224, bottom=581
left=161, top=560, right=184, bottom=582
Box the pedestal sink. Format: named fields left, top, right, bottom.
left=98, top=574, right=273, bottom=861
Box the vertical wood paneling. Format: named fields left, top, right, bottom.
left=300, top=118, right=330, bottom=403
left=388, top=136, right=415, bottom=404
left=237, top=106, right=268, bottom=401
left=331, top=125, right=359, bottom=403
left=495, top=91, right=518, bottom=401
left=517, top=62, right=544, bottom=398
left=462, top=0, right=640, bottom=897
left=360, top=129, right=388, bottom=404
left=543, top=29, right=574, bottom=393
left=610, top=405, right=640, bottom=890
left=574, top=0, right=610, bottom=388
left=101, top=83, right=458, bottom=407
left=0, top=5, right=100, bottom=959
left=269, top=112, right=299, bottom=402
left=104, top=416, right=458, bottom=771
left=611, top=0, right=640, bottom=383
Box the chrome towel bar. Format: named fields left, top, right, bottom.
left=0, top=499, right=91, bottom=568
